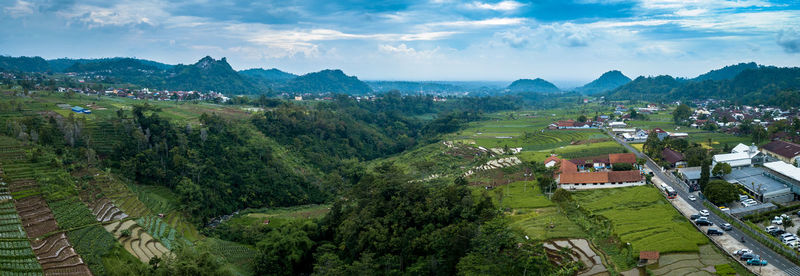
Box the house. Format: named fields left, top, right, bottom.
left=639, top=251, right=660, bottom=266
left=668, top=132, right=689, bottom=139
left=621, top=129, right=648, bottom=143
left=712, top=152, right=752, bottom=169
left=558, top=170, right=645, bottom=190
left=544, top=155, right=560, bottom=168
left=652, top=128, right=669, bottom=141
left=609, top=153, right=637, bottom=166
left=731, top=143, right=767, bottom=165
left=662, top=148, right=687, bottom=168
left=678, top=167, right=702, bottom=191
left=761, top=140, right=800, bottom=167
left=569, top=153, right=637, bottom=171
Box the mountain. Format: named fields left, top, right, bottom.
left=240, top=68, right=297, bottom=82
left=693, top=62, right=759, bottom=81
left=279, top=69, right=372, bottom=94
left=64, top=58, right=161, bottom=73
left=574, top=70, right=631, bottom=94
left=50, top=57, right=173, bottom=73
left=603, top=75, right=681, bottom=100
left=164, top=56, right=255, bottom=94
left=0, top=56, right=51, bottom=72
left=506, top=78, right=560, bottom=93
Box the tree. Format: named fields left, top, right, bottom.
left=784, top=217, right=795, bottom=229
left=752, top=126, right=768, bottom=144
left=700, top=160, right=710, bottom=191
left=577, top=115, right=587, bottom=123
left=703, top=180, right=738, bottom=205
left=612, top=163, right=633, bottom=171
left=551, top=188, right=572, bottom=202
left=642, top=132, right=663, bottom=157
left=537, top=175, right=556, bottom=194
left=254, top=221, right=316, bottom=276
left=684, top=146, right=707, bottom=167
left=712, top=162, right=732, bottom=177
left=673, top=104, right=692, bottom=124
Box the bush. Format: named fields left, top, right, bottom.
left=552, top=188, right=572, bottom=202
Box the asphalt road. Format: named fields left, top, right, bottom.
left=612, top=135, right=800, bottom=276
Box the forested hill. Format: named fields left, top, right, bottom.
left=506, top=78, right=560, bottom=93
left=277, top=69, right=373, bottom=94
left=692, top=62, right=759, bottom=81
left=239, top=68, right=298, bottom=88
left=603, top=65, right=800, bottom=107
left=0, top=55, right=50, bottom=72
left=574, top=70, right=631, bottom=94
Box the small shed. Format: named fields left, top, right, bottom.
left=639, top=251, right=660, bottom=265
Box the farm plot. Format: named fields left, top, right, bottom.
left=48, top=200, right=98, bottom=230
left=76, top=181, right=127, bottom=223
left=0, top=240, right=42, bottom=275
left=0, top=201, right=27, bottom=239
left=573, top=185, right=708, bottom=254
left=136, top=215, right=189, bottom=250
left=104, top=220, right=170, bottom=263
left=67, top=225, right=118, bottom=275
left=31, top=233, right=92, bottom=275
left=200, top=238, right=258, bottom=273
left=14, top=196, right=58, bottom=238
left=84, top=121, right=122, bottom=156
left=463, top=156, right=522, bottom=177
left=90, top=174, right=150, bottom=218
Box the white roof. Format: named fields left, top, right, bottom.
left=732, top=143, right=750, bottom=153
left=609, top=122, right=627, bottom=126
left=764, top=161, right=800, bottom=183
left=713, top=152, right=752, bottom=167
left=612, top=128, right=636, bottom=132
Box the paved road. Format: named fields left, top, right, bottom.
left=611, top=135, right=800, bottom=276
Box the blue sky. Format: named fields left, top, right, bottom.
left=1, top=0, right=800, bottom=86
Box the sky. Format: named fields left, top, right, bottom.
left=1, top=0, right=800, bottom=86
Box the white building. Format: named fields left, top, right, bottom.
left=712, top=152, right=752, bottom=169
left=608, top=121, right=627, bottom=128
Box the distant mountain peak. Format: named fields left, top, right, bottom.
left=575, top=70, right=631, bottom=94
left=507, top=78, right=560, bottom=93
left=693, top=62, right=759, bottom=81
left=279, top=69, right=372, bottom=94
left=195, top=56, right=230, bottom=70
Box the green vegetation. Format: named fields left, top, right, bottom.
left=574, top=186, right=708, bottom=253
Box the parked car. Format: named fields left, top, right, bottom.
left=772, top=217, right=783, bottom=225
left=771, top=229, right=786, bottom=237
left=740, top=253, right=757, bottom=261
left=780, top=233, right=794, bottom=241
left=747, top=257, right=768, bottom=266
left=734, top=249, right=753, bottom=256
left=690, top=214, right=701, bottom=220
left=700, top=209, right=710, bottom=216
left=707, top=228, right=724, bottom=236
left=739, top=195, right=748, bottom=201
left=720, top=223, right=733, bottom=231
left=688, top=195, right=696, bottom=201
left=766, top=226, right=779, bottom=232
left=781, top=214, right=791, bottom=219
left=695, top=219, right=713, bottom=226
left=783, top=237, right=797, bottom=246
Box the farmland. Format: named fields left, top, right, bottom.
left=573, top=185, right=708, bottom=253
left=104, top=219, right=171, bottom=263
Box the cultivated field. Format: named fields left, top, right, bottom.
left=573, top=185, right=708, bottom=253
left=104, top=220, right=170, bottom=263
left=31, top=233, right=92, bottom=275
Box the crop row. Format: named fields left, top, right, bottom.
left=67, top=225, right=117, bottom=276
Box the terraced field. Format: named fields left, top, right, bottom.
left=90, top=174, right=150, bottom=218
left=104, top=220, right=170, bottom=262
left=14, top=196, right=57, bottom=238
left=76, top=177, right=128, bottom=223
left=84, top=121, right=122, bottom=156
left=136, top=215, right=189, bottom=250
left=201, top=238, right=258, bottom=271
left=0, top=179, right=43, bottom=275
left=66, top=225, right=119, bottom=276
left=31, top=233, right=92, bottom=275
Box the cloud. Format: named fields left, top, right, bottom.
left=497, top=23, right=595, bottom=48
left=4, top=0, right=34, bottom=18
left=674, top=8, right=707, bottom=17
left=777, top=28, right=800, bottom=53
left=379, top=44, right=439, bottom=59
left=464, top=1, right=526, bottom=11
left=57, top=1, right=169, bottom=27
left=426, top=17, right=526, bottom=28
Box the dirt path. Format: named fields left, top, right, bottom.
left=652, top=176, right=787, bottom=276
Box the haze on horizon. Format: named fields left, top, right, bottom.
left=2, top=0, right=800, bottom=84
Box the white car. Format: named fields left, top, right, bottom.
left=735, top=249, right=753, bottom=256
left=700, top=209, right=710, bottom=216
left=766, top=226, right=779, bottom=232
left=688, top=195, right=696, bottom=201
left=773, top=218, right=783, bottom=225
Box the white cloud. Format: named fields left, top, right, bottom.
left=426, top=17, right=527, bottom=28
left=57, top=1, right=169, bottom=27
left=674, top=8, right=707, bottom=17
left=777, top=28, right=800, bottom=53
left=465, top=1, right=526, bottom=11
left=379, top=44, right=439, bottom=59
left=4, top=0, right=34, bottom=18
left=497, top=23, right=596, bottom=48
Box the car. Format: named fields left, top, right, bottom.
left=740, top=253, right=757, bottom=261
left=747, top=258, right=768, bottom=266
left=745, top=199, right=757, bottom=205
left=772, top=218, right=783, bottom=225
left=739, top=195, right=749, bottom=201
left=796, top=210, right=800, bottom=217
left=690, top=214, right=701, bottom=220
left=699, top=209, right=710, bottom=216
left=780, top=233, right=794, bottom=240
left=720, top=223, right=733, bottom=231
left=766, top=225, right=779, bottom=232
left=734, top=249, right=753, bottom=256
left=688, top=195, right=696, bottom=201
left=695, top=219, right=713, bottom=226
left=782, top=214, right=791, bottom=219
left=771, top=229, right=787, bottom=237
left=707, top=228, right=724, bottom=235
left=720, top=207, right=730, bottom=212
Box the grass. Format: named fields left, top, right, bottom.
left=199, top=238, right=258, bottom=276
left=573, top=185, right=708, bottom=254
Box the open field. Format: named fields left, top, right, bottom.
left=574, top=185, right=708, bottom=253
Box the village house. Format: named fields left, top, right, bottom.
left=546, top=155, right=644, bottom=190
left=661, top=148, right=687, bottom=168
left=761, top=140, right=800, bottom=167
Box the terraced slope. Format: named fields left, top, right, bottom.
left=104, top=220, right=170, bottom=262
left=14, top=196, right=57, bottom=238
left=0, top=180, right=43, bottom=275
left=31, top=233, right=92, bottom=275
left=76, top=177, right=128, bottom=223
left=90, top=175, right=150, bottom=218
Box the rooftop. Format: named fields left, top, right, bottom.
left=679, top=167, right=702, bottom=180
left=724, top=167, right=791, bottom=196
left=713, top=152, right=752, bottom=167
left=763, top=161, right=800, bottom=183
left=609, top=153, right=637, bottom=164
left=559, top=170, right=642, bottom=184
left=639, top=251, right=660, bottom=260
left=762, top=140, right=800, bottom=159
left=662, top=148, right=684, bottom=164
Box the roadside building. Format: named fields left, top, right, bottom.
left=662, top=148, right=687, bottom=168
left=652, top=128, right=669, bottom=141
left=731, top=143, right=768, bottom=165
left=678, top=167, right=702, bottom=191
left=712, top=152, right=752, bottom=170
left=723, top=166, right=793, bottom=204
left=608, top=121, right=627, bottom=128
left=761, top=140, right=800, bottom=167
left=762, top=161, right=800, bottom=197
left=558, top=170, right=645, bottom=190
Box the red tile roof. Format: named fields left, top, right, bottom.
left=559, top=170, right=642, bottom=184
left=661, top=148, right=685, bottom=164
left=609, top=153, right=637, bottom=164
left=639, top=251, right=660, bottom=260
left=544, top=155, right=560, bottom=165
left=608, top=170, right=643, bottom=182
